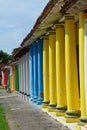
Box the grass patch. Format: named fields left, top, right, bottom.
left=15, top=124, right=20, bottom=128
left=0, top=104, right=9, bottom=130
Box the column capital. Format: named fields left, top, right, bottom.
left=43, top=35, right=49, bottom=40
left=55, top=23, right=64, bottom=28
left=47, top=28, right=56, bottom=35
left=48, top=29, right=56, bottom=35
left=65, top=14, right=75, bottom=20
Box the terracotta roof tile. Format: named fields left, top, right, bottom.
left=60, top=0, right=78, bottom=13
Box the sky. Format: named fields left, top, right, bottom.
left=0, top=0, right=49, bottom=54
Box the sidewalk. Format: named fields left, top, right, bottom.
left=0, top=88, right=70, bottom=130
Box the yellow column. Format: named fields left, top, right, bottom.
left=64, top=15, right=80, bottom=123
left=42, top=36, right=49, bottom=108
left=48, top=30, right=57, bottom=112
left=54, top=23, right=67, bottom=116
left=78, top=13, right=87, bottom=126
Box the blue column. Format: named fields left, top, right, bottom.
left=33, top=43, right=38, bottom=102
left=29, top=45, right=34, bottom=101
left=37, top=39, right=43, bottom=105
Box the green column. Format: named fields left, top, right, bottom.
left=16, top=64, right=19, bottom=92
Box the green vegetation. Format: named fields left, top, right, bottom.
left=15, top=124, right=20, bottom=128
left=0, top=105, right=9, bottom=130
left=0, top=50, right=12, bottom=63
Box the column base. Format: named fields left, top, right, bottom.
left=42, top=101, right=49, bottom=108
left=30, top=97, right=33, bottom=101
left=30, top=98, right=33, bottom=101
left=54, top=110, right=66, bottom=116
left=78, top=117, right=87, bottom=126
left=47, top=104, right=56, bottom=112
left=54, top=105, right=67, bottom=116
left=33, top=98, right=37, bottom=103
left=63, top=117, right=80, bottom=123
left=76, top=125, right=87, bottom=130
left=64, top=110, right=81, bottom=123
left=37, top=98, right=43, bottom=105
left=76, top=122, right=87, bottom=130
left=27, top=94, right=30, bottom=97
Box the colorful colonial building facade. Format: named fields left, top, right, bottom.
left=8, top=0, right=87, bottom=130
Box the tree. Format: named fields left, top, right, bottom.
left=12, top=48, right=18, bottom=55
left=0, top=50, right=12, bottom=63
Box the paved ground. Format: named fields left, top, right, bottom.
left=0, top=88, right=70, bottom=130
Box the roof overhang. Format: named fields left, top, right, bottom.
left=14, top=0, right=87, bottom=58
left=60, top=0, right=87, bottom=14
left=14, top=46, right=29, bottom=58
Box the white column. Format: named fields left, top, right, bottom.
left=25, top=53, right=27, bottom=97
left=27, top=51, right=30, bottom=96
left=23, top=55, right=26, bottom=99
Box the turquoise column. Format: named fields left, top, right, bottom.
left=33, top=43, right=38, bottom=102
left=37, top=39, right=43, bottom=105
left=8, top=69, right=10, bottom=89
left=29, top=45, right=34, bottom=101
